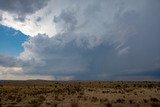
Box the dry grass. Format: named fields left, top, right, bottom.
left=0, top=80, right=160, bottom=107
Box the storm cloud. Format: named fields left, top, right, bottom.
left=0, top=0, right=160, bottom=80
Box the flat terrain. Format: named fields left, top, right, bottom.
left=0, top=81, right=160, bottom=107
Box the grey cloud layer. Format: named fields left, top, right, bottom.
left=0, top=0, right=49, bottom=21
left=0, top=0, right=49, bottom=15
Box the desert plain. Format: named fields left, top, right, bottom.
left=0, top=80, right=160, bottom=107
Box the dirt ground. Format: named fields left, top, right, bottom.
left=0, top=80, right=160, bottom=107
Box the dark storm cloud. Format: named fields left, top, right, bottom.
left=113, top=68, right=160, bottom=81
left=0, top=0, right=49, bottom=21
left=19, top=0, right=160, bottom=80
left=2, top=0, right=160, bottom=80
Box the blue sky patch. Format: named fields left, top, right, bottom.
left=0, top=24, right=28, bottom=56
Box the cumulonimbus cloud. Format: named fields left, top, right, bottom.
left=1, top=0, right=160, bottom=80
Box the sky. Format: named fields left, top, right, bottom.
left=0, top=0, right=160, bottom=81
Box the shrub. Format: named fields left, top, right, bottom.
left=91, top=96, right=98, bottom=102
left=39, top=95, right=45, bottom=102
left=102, top=91, right=105, bottom=93
left=55, top=95, right=58, bottom=100
left=54, top=95, right=62, bottom=101
left=104, top=103, right=112, bottom=107
left=104, top=98, right=108, bottom=102
left=53, top=103, right=58, bottom=107
left=151, top=103, right=160, bottom=107
left=148, top=84, right=153, bottom=88
left=129, top=99, right=133, bottom=104
left=83, top=96, right=87, bottom=101
left=8, top=95, right=16, bottom=101
left=116, top=98, right=125, bottom=103
left=133, top=84, right=136, bottom=87
left=79, top=92, right=84, bottom=95
left=115, top=85, right=121, bottom=88
left=29, top=99, right=40, bottom=107
left=88, top=89, right=93, bottom=92
left=16, top=96, right=22, bottom=102
left=100, top=98, right=108, bottom=103
left=143, top=99, right=148, bottom=103
left=77, top=95, right=82, bottom=99
left=150, top=98, right=159, bottom=102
